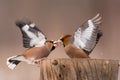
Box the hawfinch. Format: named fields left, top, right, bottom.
left=57, top=13, right=102, bottom=58
left=7, top=19, right=57, bottom=70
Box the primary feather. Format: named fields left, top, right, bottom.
left=7, top=19, right=56, bottom=70
left=59, top=13, right=103, bottom=58
left=73, top=13, right=102, bottom=54
left=16, top=20, right=47, bottom=48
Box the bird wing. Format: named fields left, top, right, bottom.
left=15, top=20, right=47, bottom=48
left=73, top=13, right=102, bottom=53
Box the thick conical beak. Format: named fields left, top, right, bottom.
left=53, top=40, right=63, bottom=47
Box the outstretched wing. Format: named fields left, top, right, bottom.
left=73, top=13, right=102, bottom=54
left=15, top=19, right=47, bottom=48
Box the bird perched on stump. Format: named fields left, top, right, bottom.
left=56, top=13, right=103, bottom=58
left=6, top=19, right=57, bottom=70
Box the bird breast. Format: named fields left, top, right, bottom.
left=64, top=44, right=89, bottom=58
left=22, top=46, right=50, bottom=60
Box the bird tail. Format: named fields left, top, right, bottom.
left=6, top=55, right=22, bottom=70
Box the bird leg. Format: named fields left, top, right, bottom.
left=34, top=58, right=47, bottom=64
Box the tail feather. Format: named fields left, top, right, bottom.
left=7, top=55, right=21, bottom=70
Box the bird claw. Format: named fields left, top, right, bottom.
left=34, top=58, right=46, bottom=64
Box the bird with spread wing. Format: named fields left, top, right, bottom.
left=56, top=13, right=103, bottom=58
left=7, top=19, right=58, bottom=70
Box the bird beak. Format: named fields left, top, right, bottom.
left=53, top=40, right=63, bottom=47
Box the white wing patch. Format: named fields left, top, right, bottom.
left=22, top=24, right=46, bottom=47
left=73, top=13, right=102, bottom=52
left=30, top=23, right=35, bottom=28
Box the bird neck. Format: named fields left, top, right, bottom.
left=45, top=43, right=55, bottom=51
left=63, top=37, right=71, bottom=47
left=50, top=46, right=55, bottom=51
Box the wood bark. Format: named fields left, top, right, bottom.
left=40, top=58, right=119, bottom=80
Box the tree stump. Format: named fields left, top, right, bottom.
left=40, top=58, right=119, bottom=80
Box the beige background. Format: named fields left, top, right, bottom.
left=0, top=0, right=120, bottom=80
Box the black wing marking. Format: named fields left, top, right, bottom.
left=73, top=13, right=102, bottom=54
left=16, top=19, right=47, bottom=48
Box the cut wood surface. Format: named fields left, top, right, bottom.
left=40, top=58, right=119, bottom=80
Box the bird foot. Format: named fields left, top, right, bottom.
left=34, top=58, right=47, bottom=64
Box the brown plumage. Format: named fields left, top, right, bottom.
left=6, top=19, right=57, bottom=70
left=60, top=35, right=89, bottom=58
left=21, top=40, right=55, bottom=62
left=57, top=13, right=102, bottom=58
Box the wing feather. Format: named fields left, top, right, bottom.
left=73, top=13, right=102, bottom=53
left=15, top=20, right=47, bottom=48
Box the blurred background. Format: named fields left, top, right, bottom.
left=0, top=0, right=120, bottom=80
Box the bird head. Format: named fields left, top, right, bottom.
left=59, top=34, right=72, bottom=47
left=45, top=40, right=56, bottom=51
